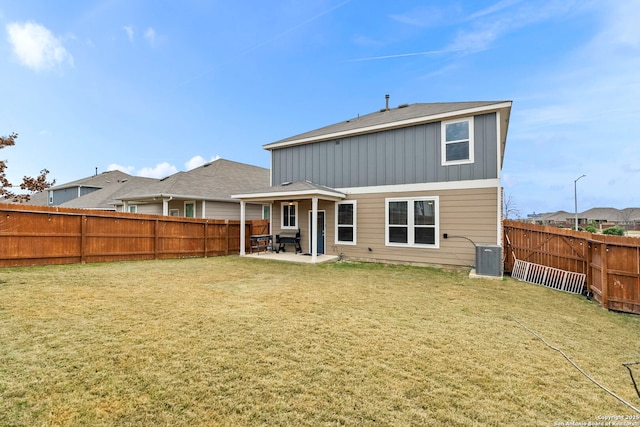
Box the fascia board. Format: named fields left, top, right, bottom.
left=232, top=189, right=346, bottom=201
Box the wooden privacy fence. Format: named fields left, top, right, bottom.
left=504, top=220, right=640, bottom=315
left=0, top=203, right=269, bottom=267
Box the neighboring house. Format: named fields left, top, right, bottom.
left=5, top=170, right=156, bottom=211
left=9, top=159, right=270, bottom=220
left=115, top=159, right=270, bottom=220
left=535, top=208, right=640, bottom=230
left=234, top=100, right=512, bottom=266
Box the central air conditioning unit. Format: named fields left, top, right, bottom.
left=475, top=244, right=502, bottom=277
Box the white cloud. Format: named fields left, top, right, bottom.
left=137, top=162, right=177, bottom=179
left=448, top=1, right=580, bottom=53
left=107, top=164, right=136, bottom=175
left=390, top=6, right=446, bottom=28
left=143, top=27, right=156, bottom=46
left=123, top=25, right=134, bottom=43
left=6, top=21, right=74, bottom=71
left=185, top=155, right=220, bottom=171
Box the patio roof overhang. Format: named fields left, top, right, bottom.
left=232, top=181, right=346, bottom=203
left=234, top=181, right=346, bottom=262
left=116, top=194, right=239, bottom=205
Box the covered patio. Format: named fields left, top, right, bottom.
left=233, top=181, right=346, bottom=264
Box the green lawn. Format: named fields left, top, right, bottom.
left=1, top=257, right=639, bottom=426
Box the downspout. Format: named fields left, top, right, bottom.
left=162, top=195, right=173, bottom=216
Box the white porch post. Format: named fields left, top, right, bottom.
left=202, top=201, right=206, bottom=218
left=311, top=197, right=318, bottom=263
left=123, top=201, right=129, bottom=213
left=240, top=200, right=246, bottom=256
left=162, top=198, right=169, bottom=216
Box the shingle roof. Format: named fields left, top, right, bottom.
left=49, top=170, right=134, bottom=190
left=61, top=176, right=157, bottom=209
left=117, top=159, right=270, bottom=201
left=3, top=170, right=155, bottom=209
left=236, top=180, right=344, bottom=196
left=265, top=101, right=512, bottom=149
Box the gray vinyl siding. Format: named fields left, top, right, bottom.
left=271, top=113, right=498, bottom=188
left=129, top=201, right=262, bottom=220
left=51, top=186, right=100, bottom=205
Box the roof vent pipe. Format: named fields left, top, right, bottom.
left=385, top=94, right=390, bottom=111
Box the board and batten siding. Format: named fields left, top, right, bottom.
left=271, top=113, right=498, bottom=188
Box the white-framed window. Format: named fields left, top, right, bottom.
left=441, top=117, right=474, bottom=165
left=385, top=197, right=439, bottom=248
left=262, top=204, right=271, bottom=220
left=335, top=201, right=356, bottom=245
left=281, top=202, right=298, bottom=229
left=184, top=201, right=196, bottom=218
left=169, top=209, right=179, bottom=216
left=128, top=205, right=138, bottom=213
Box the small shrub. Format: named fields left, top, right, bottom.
left=602, top=226, right=625, bottom=236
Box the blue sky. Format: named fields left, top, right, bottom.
left=1, top=0, right=638, bottom=217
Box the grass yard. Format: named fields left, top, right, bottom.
left=1, top=257, right=640, bottom=426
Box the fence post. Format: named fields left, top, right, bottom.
left=225, top=219, right=230, bottom=256
left=600, top=242, right=609, bottom=309
left=203, top=222, right=208, bottom=258
left=80, top=215, right=87, bottom=264
left=586, top=241, right=593, bottom=294
left=154, top=219, right=159, bottom=260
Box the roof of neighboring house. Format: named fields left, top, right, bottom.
left=3, top=170, right=155, bottom=209
left=61, top=175, right=157, bottom=209
left=535, top=208, right=640, bottom=223
left=264, top=100, right=512, bottom=150
left=538, top=210, right=572, bottom=222
left=49, top=169, right=135, bottom=191
left=117, top=159, right=270, bottom=202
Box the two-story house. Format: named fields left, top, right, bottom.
left=234, top=100, right=512, bottom=267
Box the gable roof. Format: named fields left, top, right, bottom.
left=49, top=169, right=135, bottom=191
left=61, top=175, right=157, bottom=209
left=3, top=170, right=155, bottom=209
left=116, top=159, right=270, bottom=202
left=264, top=101, right=512, bottom=150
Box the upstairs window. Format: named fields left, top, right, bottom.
left=281, top=202, right=298, bottom=229
left=335, top=201, right=356, bottom=245
left=442, top=117, right=474, bottom=165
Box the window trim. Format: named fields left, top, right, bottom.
left=335, top=200, right=357, bottom=245
left=128, top=205, right=138, bottom=214
left=169, top=209, right=179, bottom=217
left=184, top=201, right=196, bottom=218
left=441, top=117, right=474, bottom=166
left=262, top=204, right=271, bottom=220
left=280, top=202, right=298, bottom=230
left=385, top=196, right=439, bottom=248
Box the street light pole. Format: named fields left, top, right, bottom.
left=574, top=174, right=586, bottom=231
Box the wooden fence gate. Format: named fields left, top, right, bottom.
left=504, top=220, right=640, bottom=315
